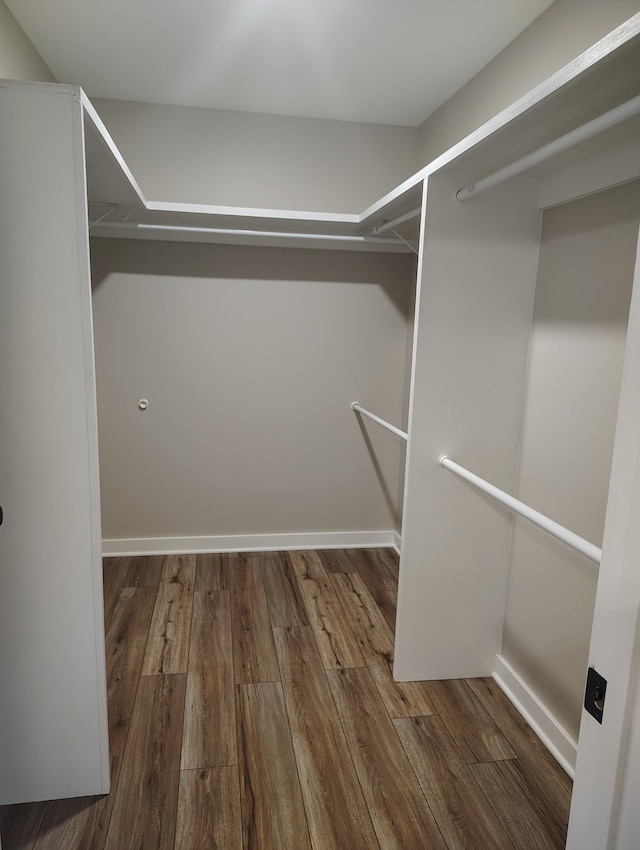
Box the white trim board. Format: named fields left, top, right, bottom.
left=493, top=653, right=578, bottom=778
left=392, top=531, right=402, bottom=556
left=537, top=136, right=640, bottom=210
left=102, top=530, right=398, bottom=557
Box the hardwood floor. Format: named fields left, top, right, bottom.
left=0, top=549, right=572, bottom=850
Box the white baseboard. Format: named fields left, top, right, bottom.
left=392, top=531, right=402, bottom=556
left=493, top=653, right=577, bottom=778
left=102, top=530, right=398, bottom=557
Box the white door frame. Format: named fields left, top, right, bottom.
left=568, top=228, right=640, bottom=849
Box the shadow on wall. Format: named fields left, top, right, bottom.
left=534, top=182, right=640, bottom=324
left=89, top=238, right=417, bottom=320
left=354, top=414, right=405, bottom=529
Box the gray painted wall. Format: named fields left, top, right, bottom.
left=503, top=182, right=640, bottom=740
left=91, top=239, right=415, bottom=544
left=418, top=0, right=640, bottom=165
left=0, top=0, right=54, bottom=82
left=92, top=98, right=419, bottom=213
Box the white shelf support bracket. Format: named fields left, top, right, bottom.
left=88, top=203, right=117, bottom=230
left=390, top=228, right=419, bottom=256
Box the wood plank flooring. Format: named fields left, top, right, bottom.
left=0, top=548, right=572, bottom=850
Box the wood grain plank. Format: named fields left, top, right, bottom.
left=467, top=677, right=572, bottom=824
left=349, top=549, right=398, bottom=632
left=424, top=679, right=517, bottom=763
left=175, top=767, right=242, bottom=850
left=289, top=550, right=364, bottom=670
left=332, top=572, right=435, bottom=719
left=394, top=715, right=513, bottom=850
left=467, top=677, right=551, bottom=753
left=316, top=549, right=358, bottom=574
left=471, top=759, right=568, bottom=849
left=228, top=554, right=280, bottom=684
left=273, top=626, right=378, bottom=850
left=104, top=674, right=186, bottom=850
left=124, top=555, right=165, bottom=587
left=195, top=553, right=227, bottom=592
left=327, top=667, right=446, bottom=850
left=352, top=549, right=397, bottom=592
left=102, top=557, right=132, bottom=632
left=141, top=555, right=195, bottom=675
left=32, top=757, right=122, bottom=850
left=382, top=588, right=397, bottom=632
left=181, top=591, right=236, bottom=769
left=261, top=552, right=309, bottom=627
left=380, top=548, right=400, bottom=582
left=331, top=571, right=394, bottom=646
left=106, top=586, right=157, bottom=756
left=375, top=590, right=397, bottom=632
left=287, top=550, right=324, bottom=579
left=0, top=801, right=48, bottom=850
left=237, top=682, right=311, bottom=850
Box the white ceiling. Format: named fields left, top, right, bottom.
left=8, top=0, right=556, bottom=127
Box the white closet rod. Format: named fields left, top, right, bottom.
left=371, top=207, right=422, bottom=235
left=439, top=456, right=601, bottom=564
left=456, top=93, right=640, bottom=202
left=92, top=220, right=405, bottom=247
left=352, top=402, right=408, bottom=441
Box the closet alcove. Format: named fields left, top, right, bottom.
left=397, top=166, right=638, bottom=743
left=394, top=17, right=640, bottom=847
left=89, top=240, right=415, bottom=551
left=1, top=13, right=640, bottom=848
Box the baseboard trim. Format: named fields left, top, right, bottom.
left=493, top=653, right=577, bottom=778
left=102, top=530, right=398, bottom=557
left=392, top=531, right=402, bottom=556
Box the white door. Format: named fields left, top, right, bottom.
left=568, top=226, right=640, bottom=849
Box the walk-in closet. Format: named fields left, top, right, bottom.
left=2, top=7, right=640, bottom=850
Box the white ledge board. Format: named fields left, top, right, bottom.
left=7, top=14, right=639, bottom=250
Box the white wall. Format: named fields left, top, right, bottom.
left=92, top=98, right=419, bottom=213
left=418, top=0, right=640, bottom=164
left=91, top=239, right=415, bottom=548
left=0, top=0, right=54, bottom=82
left=502, top=182, right=640, bottom=741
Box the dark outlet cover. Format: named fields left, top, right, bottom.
left=584, top=667, right=607, bottom=724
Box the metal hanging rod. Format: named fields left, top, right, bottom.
left=351, top=402, right=407, bottom=441
left=91, top=220, right=407, bottom=248
left=439, top=456, right=601, bottom=564
left=370, top=207, right=422, bottom=235
left=456, top=93, right=640, bottom=202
